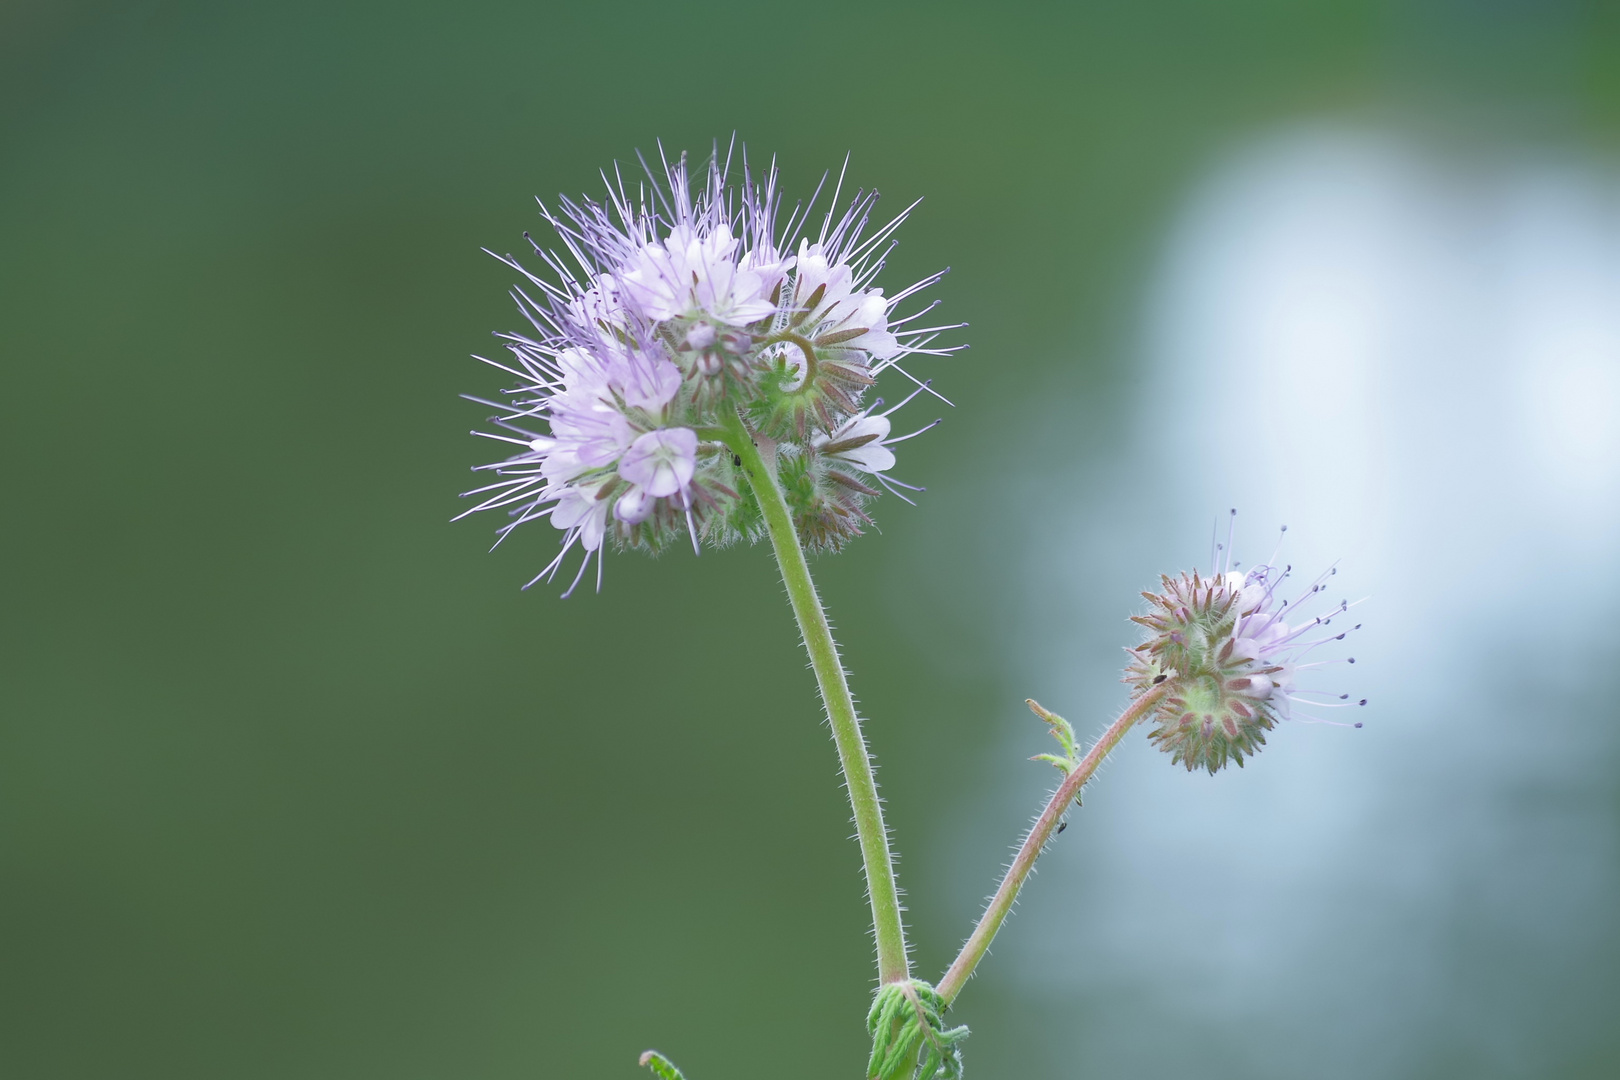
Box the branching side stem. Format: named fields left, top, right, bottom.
left=936, top=684, right=1170, bottom=1004
left=722, top=407, right=911, bottom=986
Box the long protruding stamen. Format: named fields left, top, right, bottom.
left=1223, top=508, right=1237, bottom=575
left=885, top=419, right=942, bottom=445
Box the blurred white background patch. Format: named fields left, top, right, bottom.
left=973, top=127, right=1620, bottom=1078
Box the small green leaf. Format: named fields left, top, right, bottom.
left=638, top=1050, right=686, bottom=1080
left=1027, top=698, right=1079, bottom=768
left=867, top=980, right=970, bottom=1080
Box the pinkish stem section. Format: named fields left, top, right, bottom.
left=936, top=684, right=1169, bottom=1005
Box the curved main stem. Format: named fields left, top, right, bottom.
left=936, top=685, right=1169, bottom=1004
left=723, top=409, right=911, bottom=985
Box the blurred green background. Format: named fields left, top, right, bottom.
left=4, top=2, right=1619, bottom=1078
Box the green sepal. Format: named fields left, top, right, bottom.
left=866, top=980, right=969, bottom=1080
left=638, top=1050, right=686, bottom=1080
left=1029, top=753, right=1073, bottom=774
left=775, top=442, right=871, bottom=552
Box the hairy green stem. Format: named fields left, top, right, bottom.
left=936, top=684, right=1169, bottom=1004
left=722, top=408, right=911, bottom=985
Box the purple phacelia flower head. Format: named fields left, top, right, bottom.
left=456, top=142, right=962, bottom=593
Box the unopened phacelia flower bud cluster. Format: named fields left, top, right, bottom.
left=458, top=147, right=959, bottom=592
left=1127, top=549, right=1364, bottom=774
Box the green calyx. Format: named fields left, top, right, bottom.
left=775, top=443, right=877, bottom=552
left=1149, top=672, right=1274, bottom=774
left=867, top=980, right=969, bottom=1080
left=714, top=408, right=881, bottom=554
